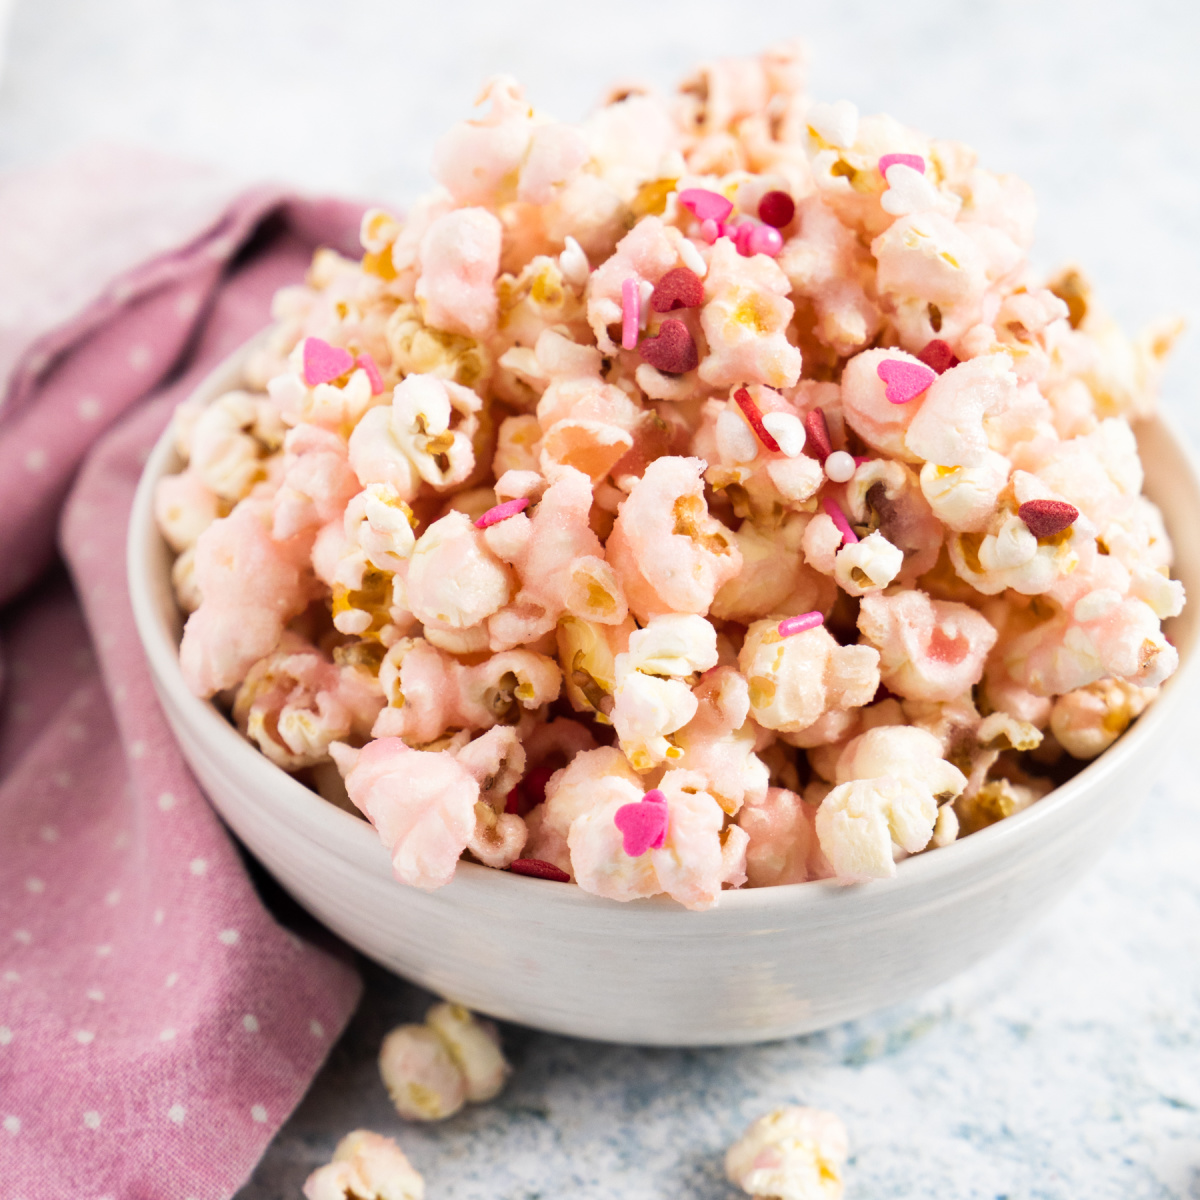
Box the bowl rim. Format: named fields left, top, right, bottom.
left=127, top=332, right=1200, bottom=914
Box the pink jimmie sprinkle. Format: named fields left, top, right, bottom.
left=734, top=387, right=781, bottom=453
left=679, top=188, right=734, bottom=224
left=823, top=497, right=859, bottom=546
left=699, top=218, right=721, bottom=244
left=474, top=497, right=530, bottom=529
left=878, top=153, right=926, bottom=176
left=877, top=358, right=936, bottom=405
left=302, top=337, right=355, bottom=386
left=732, top=221, right=756, bottom=256
left=621, top=277, right=640, bottom=351
left=614, top=789, right=669, bottom=857
left=356, top=352, right=384, bottom=394
left=777, top=611, right=824, bottom=638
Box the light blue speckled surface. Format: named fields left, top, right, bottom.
left=3, top=2, right=1197, bottom=1194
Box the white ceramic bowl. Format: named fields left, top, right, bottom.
left=128, top=340, right=1200, bottom=1046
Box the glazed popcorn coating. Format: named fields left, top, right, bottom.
left=303, top=1130, right=425, bottom=1200
left=157, top=42, right=1184, bottom=903
left=725, top=1105, right=848, bottom=1200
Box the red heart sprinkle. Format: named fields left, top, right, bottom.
left=1018, top=499, right=1079, bottom=539
left=303, top=337, right=355, bottom=386
left=916, top=339, right=959, bottom=375
left=651, top=267, right=705, bottom=313
left=638, top=319, right=698, bottom=375
left=804, top=408, right=833, bottom=463
left=508, top=859, right=571, bottom=883
left=734, top=387, right=781, bottom=453
left=613, top=791, right=669, bottom=857
left=758, top=190, right=796, bottom=228
left=877, top=358, right=936, bottom=404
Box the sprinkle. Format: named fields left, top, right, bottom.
left=877, top=358, right=936, bottom=404
left=621, top=277, right=640, bottom=351
left=614, top=790, right=669, bottom=857
left=639, top=319, right=699, bottom=375
left=734, top=388, right=781, bottom=453
left=508, top=859, right=571, bottom=883
left=677, top=238, right=708, bottom=277
left=678, top=188, right=734, bottom=224
left=506, top=763, right=555, bottom=816
left=732, top=221, right=756, bottom=256
left=746, top=225, right=784, bottom=258
left=823, top=497, right=859, bottom=545
left=758, top=190, right=796, bottom=228
left=302, top=337, right=355, bottom=387
left=803, top=408, right=833, bottom=463
left=638, top=280, right=655, bottom=329
left=356, top=353, right=384, bottom=394
left=475, top=497, right=529, bottom=529
left=824, top=450, right=856, bottom=483
left=879, top=153, right=926, bottom=177
left=699, top=218, right=721, bottom=244
left=916, top=338, right=959, bottom=374
left=650, top=266, right=705, bottom=312
left=1018, top=499, right=1079, bottom=539
left=778, top=612, right=824, bottom=638
left=761, top=411, right=806, bottom=457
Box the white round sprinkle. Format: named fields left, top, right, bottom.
left=242, top=1014, right=259, bottom=1033
left=168, top=1104, right=186, bottom=1125
left=824, top=450, right=857, bottom=483
left=83, top=1111, right=101, bottom=1130
left=250, top=1104, right=268, bottom=1123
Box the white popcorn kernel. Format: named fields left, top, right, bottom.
left=303, top=1129, right=425, bottom=1200
left=716, top=407, right=760, bottom=464
left=808, top=99, right=859, bottom=148
left=833, top=530, right=903, bottom=595
left=726, top=1105, right=849, bottom=1200
left=931, top=802, right=959, bottom=848
left=378, top=1024, right=467, bottom=1121
left=823, top=450, right=855, bottom=483
left=762, top=411, right=806, bottom=457
left=559, top=235, right=590, bottom=287
left=880, top=162, right=960, bottom=219
left=360, top=208, right=401, bottom=255
left=621, top=613, right=720, bottom=679
left=424, top=1002, right=511, bottom=1103
left=1130, top=567, right=1185, bottom=620
left=816, top=774, right=936, bottom=880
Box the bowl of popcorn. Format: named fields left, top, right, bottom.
left=130, top=43, right=1198, bottom=1045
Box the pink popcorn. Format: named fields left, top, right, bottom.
left=415, top=207, right=503, bottom=338
left=737, top=787, right=827, bottom=887
left=1049, top=678, right=1157, bottom=760
left=179, top=499, right=316, bottom=697
left=535, top=375, right=641, bottom=484
left=406, top=511, right=513, bottom=632
left=842, top=458, right=943, bottom=581
left=335, top=737, right=479, bottom=890
left=185, top=389, right=273, bottom=501
left=233, top=633, right=384, bottom=770
left=840, top=348, right=931, bottom=462
left=699, top=238, right=802, bottom=390
left=858, top=589, right=998, bottom=702
left=607, top=456, right=742, bottom=621
left=303, top=1130, right=425, bottom=1200
left=373, top=637, right=561, bottom=745
left=272, top=424, right=361, bottom=541
left=739, top=619, right=880, bottom=734
left=568, top=769, right=730, bottom=910
left=154, top=468, right=221, bottom=552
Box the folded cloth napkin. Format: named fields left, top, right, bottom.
left=0, top=147, right=366, bottom=1200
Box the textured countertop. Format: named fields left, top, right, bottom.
left=2, top=1, right=1198, bottom=1195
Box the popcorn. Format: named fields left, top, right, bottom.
left=158, top=43, right=1182, bottom=906
left=303, top=1130, right=424, bottom=1200
left=725, top=1105, right=848, bottom=1200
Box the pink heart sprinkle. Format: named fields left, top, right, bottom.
left=878, top=153, right=926, bottom=177
left=356, top=352, right=384, bottom=394
left=777, top=612, right=824, bottom=639
left=679, top=188, right=734, bottom=224
left=876, top=358, right=936, bottom=405
left=303, top=337, right=355, bottom=387
left=474, top=497, right=529, bottom=529
left=614, top=790, right=669, bottom=857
